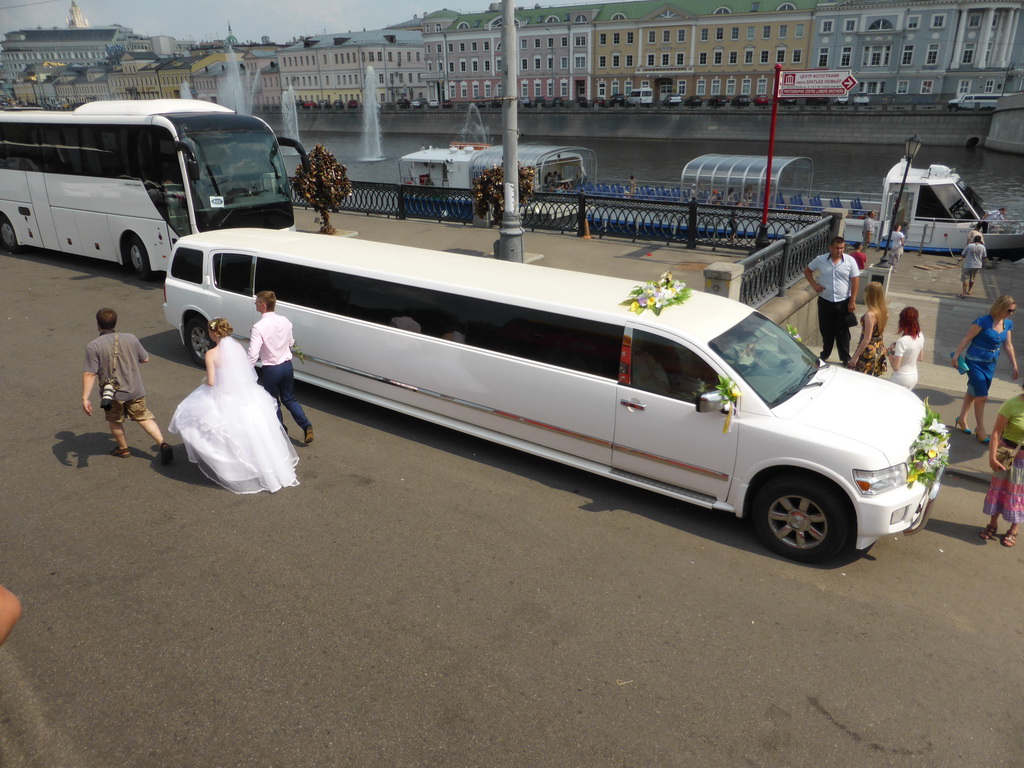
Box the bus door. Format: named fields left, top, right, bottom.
left=209, top=250, right=259, bottom=342
left=613, top=327, right=738, bottom=503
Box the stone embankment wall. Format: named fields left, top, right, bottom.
left=265, top=107, right=993, bottom=149
left=985, top=93, right=1024, bottom=155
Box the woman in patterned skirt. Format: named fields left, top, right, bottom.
left=981, top=385, right=1024, bottom=546
left=849, top=282, right=889, bottom=376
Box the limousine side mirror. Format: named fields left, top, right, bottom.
left=174, top=141, right=200, bottom=181
left=696, top=391, right=725, bottom=414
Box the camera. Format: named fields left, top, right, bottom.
left=100, top=381, right=117, bottom=411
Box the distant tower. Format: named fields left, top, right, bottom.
left=224, top=23, right=238, bottom=48
left=67, top=1, right=89, bottom=28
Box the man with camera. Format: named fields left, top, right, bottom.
left=82, top=308, right=173, bottom=464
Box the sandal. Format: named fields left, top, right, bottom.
left=1002, top=530, right=1018, bottom=547
left=980, top=522, right=999, bottom=540
left=953, top=418, right=972, bottom=435
left=110, top=446, right=131, bottom=458
left=977, top=434, right=991, bottom=445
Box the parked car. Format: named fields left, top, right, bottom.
left=608, top=93, right=627, bottom=107
left=427, top=98, right=440, bottom=108
left=333, top=99, right=345, bottom=109
left=806, top=96, right=830, bottom=106
left=442, top=99, right=453, bottom=108
left=684, top=95, right=704, bottom=107
left=753, top=94, right=770, bottom=107
left=300, top=101, right=315, bottom=109
left=731, top=95, right=752, bottom=107
left=778, top=96, right=798, bottom=106
left=575, top=95, right=590, bottom=107
left=533, top=96, right=547, bottom=108
left=662, top=94, right=683, bottom=107
left=410, top=98, right=425, bottom=108
left=852, top=94, right=870, bottom=105
left=549, top=96, right=564, bottom=107
left=708, top=95, right=730, bottom=107
left=347, top=99, right=359, bottom=109
left=625, top=87, right=655, bottom=106
left=590, top=96, right=607, bottom=108
left=519, top=96, right=533, bottom=108
left=489, top=98, right=503, bottom=108
left=395, top=98, right=411, bottom=109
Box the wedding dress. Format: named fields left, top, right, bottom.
left=169, top=336, right=299, bottom=494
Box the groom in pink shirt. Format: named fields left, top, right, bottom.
left=248, top=290, right=313, bottom=444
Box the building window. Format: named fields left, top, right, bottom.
left=763, top=25, right=771, bottom=39
left=612, top=54, right=620, bottom=67
left=599, top=55, right=607, bottom=68
left=926, top=44, right=939, bottom=66
left=647, top=54, right=656, bottom=67
left=757, top=76, right=767, bottom=94
left=726, top=51, right=736, bottom=64
left=613, top=33, right=620, bottom=45
left=958, top=79, right=971, bottom=94
left=561, top=57, right=568, bottom=68
left=906, top=16, right=919, bottom=30
left=713, top=51, right=723, bottom=65
left=731, top=27, right=739, bottom=41
left=741, top=77, right=751, bottom=94
left=820, top=20, right=833, bottom=34
left=699, top=52, right=708, bottom=65
left=792, top=49, right=802, bottom=64
left=896, top=80, right=908, bottom=94
left=599, top=33, right=607, bottom=45
left=844, top=19, right=856, bottom=33
left=700, top=29, right=709, bottom=41
left=744, top=49, right=753, bottom=64
left=984, top=79, right=996, bottom=93
left=648, top=30, right=656, bottom=43
left=662, top=53, right=671, bottom=66
left=627, top=33, right=634, bottom=44
left=726, top=78, right=736, bottom=95
left=625, top=55, right=633, bottom=67
left=795, top=23, right=804, bottom=39
left=747, top=26, right=755, bottom=40
left=862, top=45, right=891, bottom=67
left=761, top=50, right=770, bottom=64
left=575, top=36, right=586, bottom=47
left=716, top=28, right=724, bottom=41
left=663, top=30, right=671, bottom=43
left=920, top=80, right=933, bottom=94
left=931, top=14, right=946, bottom=29
left=676, top=53, right=686, bottom=66
left=459, top=43, right=466, bottom=52
left=711, top=78, right=721, bottom=95
left=817, top=48, right=829, bottom=68
left=776, top=49, right=786, bottom=63
left=677, top=29, right=686, bottom=42
left=521, top=58, right=528, bottom=70
left=967, top=13, right=982, bottom=28
left=961, top=44, right=975, bottom=65
left=839, top=47, right=852, bottom=67
left=696, top=78, right=706, bottom=95
left=779, top=25, right=788, bottom=39
left=677, top=80, right=686, bottom=94
left=902, top=45, right=914, bottom=66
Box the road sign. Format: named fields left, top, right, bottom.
left=778, top=70, right=857, bottom=97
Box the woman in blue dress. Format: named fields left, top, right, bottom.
left=951, top=295, right=1019, bottom=443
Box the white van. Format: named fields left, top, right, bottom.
left=163, top=229, right=938, bottom=563
left=947, top=94, right=1001, bottom=111
left=626, top=88, right=654, bottom=106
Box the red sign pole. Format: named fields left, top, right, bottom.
left=756, top=64, right=783, bottom=247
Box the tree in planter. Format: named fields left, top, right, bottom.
left=291, top=143, right=352, bottom=235
left=471, top=164, right=535, bottom=227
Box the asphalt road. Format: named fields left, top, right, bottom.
left=1, top=248, right=1022, bottom=768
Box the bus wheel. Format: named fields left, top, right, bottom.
left=122, top=234, right=154, bottom=281
left=751, top=475, right=851, bottom=563
left=184, top=316, right=211, bottom=368
left=0, top=215, right=24, bottom=254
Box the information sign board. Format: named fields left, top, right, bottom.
left=778, top=70, right=857, bottom=97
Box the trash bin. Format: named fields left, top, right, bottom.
left=857, top=263, right=892, bottom=304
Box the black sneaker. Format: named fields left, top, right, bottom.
left=303, top=426, right=314, bottom=445
left=159, top=442, right=174, bottom=465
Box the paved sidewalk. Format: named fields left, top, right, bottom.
left=297, top=209, right=1024, bottom=485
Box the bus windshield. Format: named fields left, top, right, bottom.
left=171, top=114, right=293, bottom=232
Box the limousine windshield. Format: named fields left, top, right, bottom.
left=710, top=313, right=819, bottom=408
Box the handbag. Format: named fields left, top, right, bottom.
left=844, top=312, right=858, bottom=328
left=950, top=352, right=969, bottom=374
left=995, top=441, right=1021, bottom=469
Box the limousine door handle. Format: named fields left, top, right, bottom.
left=620, top=398, right=646, bottom=411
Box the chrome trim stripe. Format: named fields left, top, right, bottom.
left=298, top=352, right=728, bottom=481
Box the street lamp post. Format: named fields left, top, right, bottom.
left=497, top=0, right=524, bottom=262
left=877, top=135, right=922, bottom=266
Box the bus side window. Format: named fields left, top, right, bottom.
left=212, top=252, right=254, bottom=295
left=629, top=329, right=718, bottom=401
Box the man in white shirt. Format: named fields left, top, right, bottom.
left=804, top=237, right=861, bottom=365
left=248, top=291, right=313, bottom=444
left=960, top=236, right=987, bottom=298
left=982, top=207, right=1008, bottom=232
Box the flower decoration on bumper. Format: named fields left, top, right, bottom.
left=907, top=400, right=950, bottom=488
left=785, top=323, right=803, bottom=343
left=623, top=272, right=692, bottom=316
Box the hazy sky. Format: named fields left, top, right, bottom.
left=2, top=0, right=444, bottom=43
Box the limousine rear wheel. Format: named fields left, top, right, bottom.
left=185, top=316, right=212, bottom=367
left=752, top=476, right=851, bottom=563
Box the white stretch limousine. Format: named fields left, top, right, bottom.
left=163, top=229, right=939, bottom=562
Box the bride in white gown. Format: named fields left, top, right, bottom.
left=170, top=318, right=299, bottom=494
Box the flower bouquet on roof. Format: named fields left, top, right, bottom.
left=623, top=271, right=692, bottom=316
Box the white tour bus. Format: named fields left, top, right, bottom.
left=0, top=100, right=305, bottom=279
left=163, top=229, right=939, bottom=563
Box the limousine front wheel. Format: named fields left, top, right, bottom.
left=752, top=476, right=851, bottom=563
left=185, top=316, right=212, bottom=367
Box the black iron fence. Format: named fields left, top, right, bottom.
left=295, top=180, right=826, bottom=255
left=737, top=216, right=834, bottom=307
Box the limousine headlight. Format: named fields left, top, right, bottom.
left=853, top=464, right=908, bottom=495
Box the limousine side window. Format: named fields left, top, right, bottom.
left=213, top=252, right=253, bottom=295
left=170, top=247, right=204, bottom=284
left=627, top=329, right=718, bottom=401
left=256, top=257, right=351, bottom=315
left=250, top=258, right=620, bottom=380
